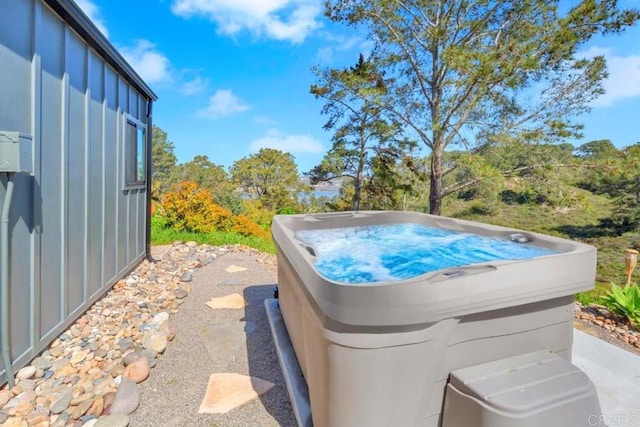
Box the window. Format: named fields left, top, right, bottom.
left=125, top=118, right=146, bottom=187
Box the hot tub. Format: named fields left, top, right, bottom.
left=271, top=211, right=597, bottom=427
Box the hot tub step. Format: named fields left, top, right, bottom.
left=442, top=349, right=601, bottom=427
left=265, top=298, right=313, bottom=427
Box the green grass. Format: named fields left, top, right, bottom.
left=151, top=215, right=276, bottom=254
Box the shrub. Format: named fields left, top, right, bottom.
left=242, top=199, right=275, bottom=227
left=162, top=181, right=233, bottom=233
left=232, top=214, right=269, bottom=239
left=601, top=282, right=640, bottom=328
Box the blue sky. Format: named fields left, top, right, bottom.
left=78, top=0, right=640, bottom=173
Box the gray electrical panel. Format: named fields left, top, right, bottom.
left=0, top=131, right=32, bottom=174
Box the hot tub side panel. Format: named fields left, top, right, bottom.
left=273, top=212, right=594, bottom=426
left=277, top=249, right=576, bottom=427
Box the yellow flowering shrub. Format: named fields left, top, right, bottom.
left=232, top=214, right=269, bottom=239
left=162, top=181, right=233, bottom=233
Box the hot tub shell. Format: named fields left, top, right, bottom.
left=272, top=211, right=597, bottom=427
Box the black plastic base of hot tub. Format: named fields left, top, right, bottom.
left=264, top=298, right=313, bottom=427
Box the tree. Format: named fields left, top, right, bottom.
left=169, top=155, right=229, bottom=192
left=323, top=0, right=639, bottom=215
left=588, top=143, right=640, bottom=230
left=575, top=139, right=618, bottom=159
left=167, top=155, right=243, bottom=213
left=230, top=148, right=303, bottom=211
left=310, top=55, right=401, bottom=210
left=151, top=125, right=177, bottom=198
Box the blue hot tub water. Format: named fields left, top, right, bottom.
left=295, top=223, right=558, bottom=284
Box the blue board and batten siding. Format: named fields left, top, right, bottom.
left=0, top=0, right=156, bottom=384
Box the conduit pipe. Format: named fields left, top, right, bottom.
left=1, top=172, right=15, bottom=387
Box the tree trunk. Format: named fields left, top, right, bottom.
left=429, top=147, right=443, bottom=216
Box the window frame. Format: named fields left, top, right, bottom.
left=124, top=115, right=147, bottom=189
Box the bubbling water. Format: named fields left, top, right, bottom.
left=295, top=223, right=557, bottom=284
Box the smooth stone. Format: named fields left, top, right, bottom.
left=94, top=415, right=130, bottom=427
left=50, top=347, right=64, bottom=357
left=180, top=272, right=192, bottom=282
left=70, top=352, right=87, bottom=365
left=122, top=352, right=143, bottom=367
left=17, top=379, right=36, bottom=391
left=141, top=349, right=157, bottom=360
left=148, top=358, right=157, bottom=368
left=89, top=342, right=99, bottom=352
left=70, top=392, right=95, bottom=406
left=50, top=389, right=73, bottom=414
left=43, top=370, right=54, bottom=380
left=109, top=379, right=139, bottom=415
left=122, top=356, right=150, bottom=384
left=31, top=357, right=53, bottom=371
left=51, top=358, right=69, bottom=371
left=17, top=389, right=36, bottom=404
left=82, top=419, right=98, bottom=427
left=0, top=411, right=7, bottom=423
left=86, top=396, right=104, bottom=417
left=141, top=332, right=167, bottom=354
left=150, top=312, right=169, bottom=325
left=94, top=349, right=108, bottom=359
left=0, top=390, right=14, bottom=407
left=174, top=289, right=188, bottom=299
left=16, top=366, right=37, bottom=380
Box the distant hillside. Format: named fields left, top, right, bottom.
left=444, top=186, right=640, bottom=304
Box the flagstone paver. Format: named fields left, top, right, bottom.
left=198, top=373, right=275, bottom=414
left=206, top=294, right=246, bottom=310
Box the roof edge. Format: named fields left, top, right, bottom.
left=43, top=0, right=158, bottom=101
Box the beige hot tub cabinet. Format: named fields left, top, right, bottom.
left=271, top=211, right=601, bottom=427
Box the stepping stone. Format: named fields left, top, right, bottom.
left=198, top=323, right=247, bottom=363
left=217, top=278, right=243, bottom=287
left=198, top=373, right=275, bottom=414
left=206, top=294, right=246, bottom=310
left=225, top=265, right=248, bottom=273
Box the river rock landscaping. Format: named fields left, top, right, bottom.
left=0, top=242, right=238, bottom=427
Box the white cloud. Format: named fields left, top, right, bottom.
left=254, top=115, right=279, bottom=126
left=315, top=34, right=374, bottom=63
left=250, top=129, right=324, bottom=154
left=170, top=0, right=322, bottom=43
left=181, top=76, right=209, bottom=95
left=75, top=0, right=109, bottom=38
left=120, top=40, right=172, bottom=84
left=580, top=46, right=640, bottom=107
left=197, top=89, right=250, bottom=119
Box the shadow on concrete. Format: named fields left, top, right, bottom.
left=243, top=284, right=298, bottom=426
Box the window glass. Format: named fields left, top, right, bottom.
left=125, top=119, right=146, bottom=187
left=137, top=127, right=145, bottom=181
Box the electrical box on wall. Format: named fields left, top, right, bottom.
left=0, top=132, right=32, bottom=174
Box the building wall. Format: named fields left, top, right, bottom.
left=0, top=0, right=149, bottom=383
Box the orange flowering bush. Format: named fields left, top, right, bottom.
left=162, top=181, right=233, bottom=233
left=232, top=214, right=269, bottom=239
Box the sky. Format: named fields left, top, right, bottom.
left=77, top=0, right=640, bottom=173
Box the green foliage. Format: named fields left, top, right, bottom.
left=310, top=55, right=404, bottom=210
left=602, top=283, right=640, bottom=327
left=169, top=155, right=232, bottom=195
left=151, top=215, right=275, bottom=254
left=230, top=148, right=304, bottom=212
left=321, top=0, right=638, bottom=214
left=151, top=125, right=177, bottom=199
